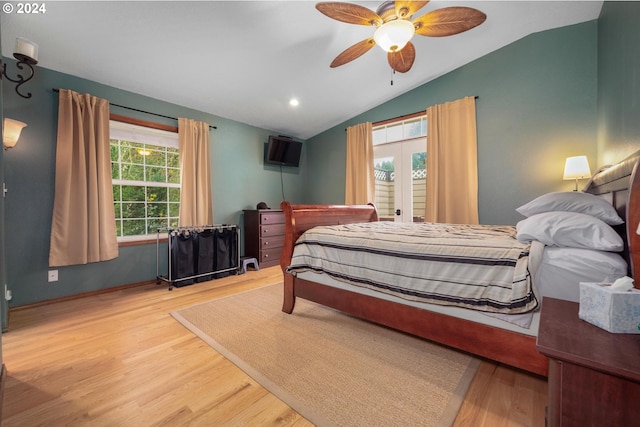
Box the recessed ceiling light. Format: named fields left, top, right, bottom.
left=289, top=98, right=299, bottom=107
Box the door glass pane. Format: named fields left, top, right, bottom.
left=412, top=151, right=426, bottom=223
left=374, top=156, right=395, bottom=221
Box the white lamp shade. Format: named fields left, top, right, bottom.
left=374, top=20, right=415, bottom=52
left=3, top=118, right=27, bottom=148
left=563, top=155, right=591, bottom=180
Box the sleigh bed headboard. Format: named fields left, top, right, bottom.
left=583, top=149, right=640, bottom=285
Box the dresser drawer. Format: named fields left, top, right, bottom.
left=260, top=223, right=285, bottom=237
left=260, top=247, right=283, bottom=264
left=260, top=211, right=285, bottom=225
left=261, top=235, right=284, bottom=249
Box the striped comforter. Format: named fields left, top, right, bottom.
left=286, top=221, right=539, bottom=314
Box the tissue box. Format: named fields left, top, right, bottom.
left=579, top=282, right=640, bottom=334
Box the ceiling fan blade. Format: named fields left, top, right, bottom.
left=388, top=41, right=415, bottom=73
left=330, top=38, right=376, bottom=68
left=413, top=7, right=486, bottom=37
left=316, top=2, right=382, bottom=26
left=394, top=1, right=430, bottom=19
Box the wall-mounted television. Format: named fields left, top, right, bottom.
left=265, top=135, right=302, bottom=167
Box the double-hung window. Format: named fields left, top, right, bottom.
left=110, top=120, right=180, bottom=242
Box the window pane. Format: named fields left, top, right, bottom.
left=168, top=187, right=180, bottom=202
left=112, top=185, right=121, bottom=201
left=123, top=202, right=145, bottom=219
left=404, top=120, right=422, bottom=138
left=412, top=151, right=427, bottom=223
left=121, top=185, right=145, bottom=202
left=114, top=202, right=121, bottom=217
left=147, top=186, right=168, bottom=202
left=146, top=166, right=167, bottom=183
left=115, top=219, right=122, bottom=236
left=110, top=143, right=119, bottom=161
left=121, top=164, right=144, bottom=181
left=386, top=123, right=402, bottom=142
left=372, top=128, right=386, bottom=145
left=121, top=145, right=145, bottom=164
left=122, top=219, right=146, bottom=236
left=111, top=162, right=120, bottom=180
left=169, top=202, right=180, bottom=217
left=167, top=151, right=179, bottom=168
left=148, top=202, right=167, bottom=218
left=145, top=149, right=165, bottom=167
left=167, top=168, right=180, bottom=184
left=148, top=218, right=168, bottom=234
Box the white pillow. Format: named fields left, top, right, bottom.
left=516, top=211, right=623, bottom=251
left=516, top=191, right=624, bottom=225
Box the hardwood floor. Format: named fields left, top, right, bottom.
left=1, top=266, right=547, bottom=426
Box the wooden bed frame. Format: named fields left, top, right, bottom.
left=279, top=150, right=640, bottom=377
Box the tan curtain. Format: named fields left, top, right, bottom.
left=49, top=89, right=119, bottom=267
left=345, top=122, right=375, bottom=204
left=425, top=96, right=479, bottom=224
left=178, top=118, right=213, bottom=226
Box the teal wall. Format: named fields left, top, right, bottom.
left=2, top=65, right=307, bottom=306
left=597, top=2, right=640, bottom=165
left=307, top=21, right=599, bottom=226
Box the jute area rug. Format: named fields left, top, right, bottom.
left=171, top=284, right=480, bottom=427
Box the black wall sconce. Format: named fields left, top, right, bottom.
left=1, top=38, right=38, bottom=99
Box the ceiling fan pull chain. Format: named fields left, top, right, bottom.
left=390, top=68, right=395, bottom=86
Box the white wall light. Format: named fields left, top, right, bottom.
left=3, top=118, right=27, bottom=149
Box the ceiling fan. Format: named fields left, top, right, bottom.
left=316, top=1, right=487, bottom=73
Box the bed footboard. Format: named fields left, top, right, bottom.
left=279, top=201, right=378, bottom=313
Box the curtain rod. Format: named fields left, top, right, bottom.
left=52, top=88, right=217, bottom=130
left=346, top=95, right=479, bottom=131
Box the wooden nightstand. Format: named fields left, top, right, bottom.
left=536, top=297, right=640, bottom=427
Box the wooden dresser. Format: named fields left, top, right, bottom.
left=536, top=297, right=640, bottom=427
left=243, top=209, right=285, bottom=268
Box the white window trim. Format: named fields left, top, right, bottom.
left=110, top=120, right=179, bottom=148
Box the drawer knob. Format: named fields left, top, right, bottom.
left=265, top=254, right=269, bottom=258
left=264, top=241, right=269, bottom=245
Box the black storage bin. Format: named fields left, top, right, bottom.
left=170, top=231, right=195, bottom=287
left=195, top=229, right=215, bottom=282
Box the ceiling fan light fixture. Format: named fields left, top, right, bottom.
left=373, top=19, right=415, bottom=53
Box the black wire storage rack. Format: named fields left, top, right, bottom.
left=156, top=224, right=240, bottom=290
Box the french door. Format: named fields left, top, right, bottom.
left=374, top=138, right=426, bottom=222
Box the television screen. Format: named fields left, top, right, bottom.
left=265, top=136, right=302, bottom=167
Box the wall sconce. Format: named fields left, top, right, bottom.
left=1, top=38, right=39, bottom=99
left=3, top=118, right=27, bottom=149
left=563, top=155, right=591, bottom=191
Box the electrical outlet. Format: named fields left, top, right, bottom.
left=48, top=270, right=58, bottom=282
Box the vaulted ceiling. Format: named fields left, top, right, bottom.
left=1, top=1, right=603, bottom=139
